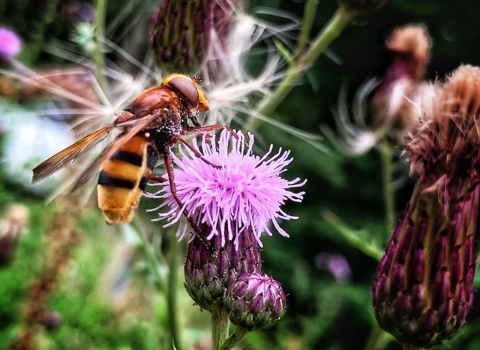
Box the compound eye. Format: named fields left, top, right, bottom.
left=167, top=76, right=199, bottom=108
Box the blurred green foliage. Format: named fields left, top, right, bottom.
left=2, top=0, right=480, bottom=349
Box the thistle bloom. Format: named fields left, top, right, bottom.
left=372, top=65, right=480, bottom=348
left=0, top=27, right=22, bottom=59
left=149, top=129, right=306, bottom=248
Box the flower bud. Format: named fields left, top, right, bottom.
left=224, top=272, right=286, bottom=330
left=184, top=226, right=262, bottom=311
left=150, top=0, right=235, bottom=72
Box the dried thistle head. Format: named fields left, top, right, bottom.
left=327, top=25, right=431, bottom=155
left=370, top=24, right=431, bottom=136
left=386, top=25, right=430, bottom=81
left=406, top=65, right=480, bottom=189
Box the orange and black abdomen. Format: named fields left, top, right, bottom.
left=97, top=134, right=158, bottom=224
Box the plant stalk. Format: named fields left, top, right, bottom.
left=245, top=7, right=353, bottom=132
left=168, top=236, right=184, bottom=350
left=220, top=326, right=249, bottom=350
left=379, top=137, right=395, bottom=241
left=295, top=0, right=320, bottom=57
left=93, top=0, right=108, bottom=91
left=212, top=309, right=230, bottom=350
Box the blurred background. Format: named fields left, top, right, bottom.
left=1, top=0, right=480, bottom=349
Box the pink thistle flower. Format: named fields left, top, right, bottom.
left=149, top=129, right=306, bottom=248
left=0, top=27, right=22, bottom=59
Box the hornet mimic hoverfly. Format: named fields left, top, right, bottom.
left=32, top=73, right=226, bottom=232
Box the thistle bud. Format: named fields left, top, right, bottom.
left=149, top=0, right=235, bottom=72
left=372, top=65, right=480, bottom=348
left=224, top=272, right=286, bottom=330
left=184, top=226, right=262, bottom=311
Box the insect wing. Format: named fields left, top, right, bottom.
left=71, top=115, right=156, bottom=191
left=32, top=126, right=114, bottom=183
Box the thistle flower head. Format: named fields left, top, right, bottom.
left=224, top=272, right=286, bottom=330
left=372, top=65, right=480, bottom=348
left=406, top=65, right=480, bottom=186
left=149, top=129, right=305, bottom=248
left=0, top=27, right=22, bottom=59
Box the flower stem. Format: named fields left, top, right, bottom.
left=363, top=323, right=389, bottom=350
left=219, top=326, right=249, bottom=350
left=321, top=209, right=383, bottom=260
left=379, top=137, right=395, bottom=241
left=212, top=309, right=230, bottom=350
left=93, top=0, right=108, bottom=91
left=295, top=0, right=320, bottom=57
left=168, top=237, right=184, bottom=350
left=245, top=7, right=353, bottom=132
left=133, top=223, right=166, bottom=294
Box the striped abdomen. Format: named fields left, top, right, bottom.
left=97, top=133, right=157, bottom=224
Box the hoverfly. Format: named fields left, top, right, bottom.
left=32, top=73, right=225, bottom=229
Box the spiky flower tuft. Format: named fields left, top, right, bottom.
left=372, top=65, right=480, bottom=348
left=149, top=129, right=306, bottom=248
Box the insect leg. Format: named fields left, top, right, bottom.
left=173, top=136, right=222, bottom=169
left=163, top=154, right=213, bottom=251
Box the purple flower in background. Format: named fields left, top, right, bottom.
left=315, top=252, right=352, bottom=283
left=149, top=129, right=306, bottom=248
left=0, top=27, right=22, bottom=59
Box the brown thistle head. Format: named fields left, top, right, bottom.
left=405, top=65, right=480, bottom=198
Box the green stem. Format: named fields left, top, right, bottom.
left=93, top=0, right=108, bottom=91
left=219, top=327, right=249, bottom=350
left=321, top=209, right=383, bottom=260
left=168, top=237, right=184, bottom=350
left=134, top=224, right=166, bottom=293
left=212, top=309, right=230, bottom=350
left=363, top=323, right=388, bottom=350
left=379, top=137, right=395, bottom=241
left=295, top=0, right=320, bottom=57
left=244, top=7, right=353, bottom=132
